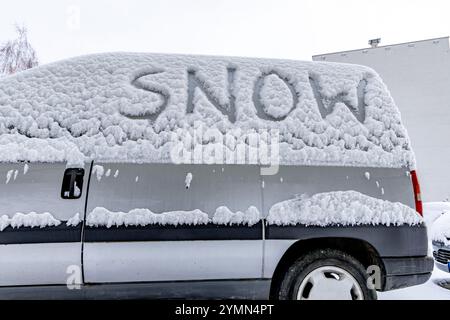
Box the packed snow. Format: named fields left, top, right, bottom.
left=86, top=205, right=262, bottom=228
left=86, top=207, right=210, bottom=228
left=212, top=206, right=261, bottom=226
left=259, top=73, right=294, bottom=119
left=66, top=213, right=82, bottom=227
left=0, top=53, right=414, bottom=168
left=0, top=212, right=61, bottom=231
left=267, top=191, right=423, bottom=227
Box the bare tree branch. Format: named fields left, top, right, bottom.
left=0, top=24, right=39, bottom=76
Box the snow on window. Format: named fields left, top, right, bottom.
left=105, top=168, right=111, bottom=177
left=185, top=172, right=193, bottom=189
left=0, top=53, right=415, bottom=168
left=267, top=191, right=423, bottom=227
left=66, top=213, right=82, bottom=227
left=364, top=172, right=370, bottom=180
left=0, top=212, right=61, bottom=231
left=113, top=169, right=119, bottom=178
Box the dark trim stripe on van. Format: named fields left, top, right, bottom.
left=83, top=222, right=263, bottom=242
left=0, top=224, right=82, bottom=244
left=0, top=222, right=263, bottom=244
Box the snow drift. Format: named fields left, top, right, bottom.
left=0, top=212, right=61, bottom=231
left=0, top=53, right=414, bottom=168
left=86, top=206, right=262, bottom=228
left=267, top=191, right=423, bottom=227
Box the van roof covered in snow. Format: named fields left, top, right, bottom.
left=0, top=52, right=414, bottom=168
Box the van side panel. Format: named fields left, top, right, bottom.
left=0, top=163, right=87, bottom=286
left=83, top=163, right=263, bottom=283
left=261, top=166, right=415, bottom=214
left=85, top=241, right=262, bottom=283
left=0, top=243, right=81, bottom=286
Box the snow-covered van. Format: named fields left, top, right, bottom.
left=0, top=53, right=432, bottom=300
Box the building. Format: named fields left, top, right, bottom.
left=313, top=37, right=450, bottom=202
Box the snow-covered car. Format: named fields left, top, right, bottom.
left=0, top=53, right=433, bottom=300
left=431, top=212, right=450, bottom=273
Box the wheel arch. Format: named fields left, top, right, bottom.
left=268, top=237, right=385, bottom=299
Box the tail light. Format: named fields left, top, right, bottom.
left=410, top=170, right=423, bottom=216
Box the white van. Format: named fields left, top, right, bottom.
left=0, top=53, right=432, bottom=300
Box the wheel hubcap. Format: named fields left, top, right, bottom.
left=297, top=266, right=364, bottom=300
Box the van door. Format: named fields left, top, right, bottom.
left=0, top=163, right=87, bottom=286
left=83, top=163, right=263, bottom=283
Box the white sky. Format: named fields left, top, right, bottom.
left=1, top=0, right=450, bottom=64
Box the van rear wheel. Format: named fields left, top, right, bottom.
left=277, top=249, right=377, bottom=300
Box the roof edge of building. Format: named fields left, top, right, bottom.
left=313, top=36, right=449, bottom=59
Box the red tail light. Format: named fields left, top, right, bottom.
left=410, top=170, right=423, bottom=216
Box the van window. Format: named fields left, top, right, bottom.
left=61, top=168, right=84, bottom=199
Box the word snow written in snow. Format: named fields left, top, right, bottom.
left=0, top=53, right=415, bottom=168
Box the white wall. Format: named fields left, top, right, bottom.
left=313, top=37, right=450, bottom=202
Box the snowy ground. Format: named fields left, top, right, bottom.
left=379, top=267, right=450, bottom=300
left=379, top=201, right=450, bottom=299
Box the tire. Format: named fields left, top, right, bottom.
left=277, top=249, right=377, bottom=300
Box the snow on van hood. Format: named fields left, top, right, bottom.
left=267, top=190, right=423, bottom=227
left=0, top=52, right=415, bottom=168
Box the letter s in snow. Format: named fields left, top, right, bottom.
left=122, top=69, right=170, bottom=122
